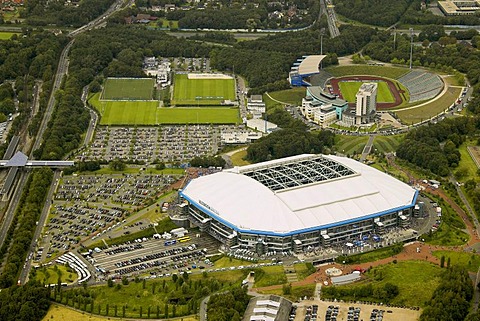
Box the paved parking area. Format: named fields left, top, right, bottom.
left=86, top=234, right=221, bottom=279
left=36, top=173, right=180, bottom=262
left=78, top=124, right=259, bottom=163
left=294, top=300, right=421, bottom=321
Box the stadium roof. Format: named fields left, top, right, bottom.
left=298, top=55, right=326, bottom=76
left=307, top=86, right=348, bottom=107
left=181, top=154, right=418, bottom=236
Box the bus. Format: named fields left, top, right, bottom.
left=178, top=236, right=191, bottom=243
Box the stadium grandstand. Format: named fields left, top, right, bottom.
left=180, top=154, right=418, bottom=254
left=289, top=55, right=326, bottom=86
left=398, top=70, right=444, bottom=103
left=309, top=70, right=333, bottom=88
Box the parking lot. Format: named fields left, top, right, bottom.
left=86, top=233, right=222, bottom=279
left=294, top=300, right=421, bottom=321
left=79, top=125, right=257, bottom=163
left=36, top=173, right=180, bottom=262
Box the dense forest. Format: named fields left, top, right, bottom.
left=0, top=168, right=53, bottom=288
left=0, top=281, right=51, bottom=321
left=334, top=0, right=480, bottom=27
left=21, top=0, right=116, bottom=27
left=396, top=117, right=473, bottom=176
left=207, top=287, right=250, bottom=321
left=420, top=266, right=473, bottom=321
left=335, top=0, right=413, bottom=27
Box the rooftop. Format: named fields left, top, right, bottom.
left=181, top=154, right=418, bottom=236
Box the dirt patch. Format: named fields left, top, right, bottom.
left=329, top=76, right=403, bottom=110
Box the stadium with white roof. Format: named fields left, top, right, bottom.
left=180, top=154, right=418, bottom=253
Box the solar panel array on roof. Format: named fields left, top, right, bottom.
left=242, top=155, right=356, bottom=191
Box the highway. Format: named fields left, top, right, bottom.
left=31, top=40, right=73, bottom=157
left=15, top=0, right=130, bottom=285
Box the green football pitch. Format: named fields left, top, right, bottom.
left=90, top=93, right=239, bottom=125
left=173, top=74, right=235, bottom=105
left=102, top=78, right=155, bottom=100
left=339, top=81, right=395, bottom=103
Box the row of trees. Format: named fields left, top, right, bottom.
left=0, top=168, right=53, bottom=288
left=396, top=117, right=473, bottom=176
left=190, top=155, right=226, bottom=168
left=322, top=282, right=400, bottom=302
left=55, top=273, right=231, bottom=318
left=419, top=266, right=473, bottom=321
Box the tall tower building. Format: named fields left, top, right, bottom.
left=355, top=83, right=377, bottom=124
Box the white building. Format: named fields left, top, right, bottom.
left=343, top=83, right=378, bottom=126
left=313, top=104, right=337, bottom=128
left=247, top=95, right=266, bottom=114
left=180, top=154, right=418, bottom=253
left=246, top=118, right=278, bottom=134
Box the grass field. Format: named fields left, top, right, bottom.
left=334, top=135, right=369, bottom=156
left=35, top=264, right=77, bottom=284
left=90, top=93, right=239, bottom=125
left=339, top=81, right=394, bottom=103
left=266, top=87, right=306, bottom=105
left=0, top=32, right=19, bottom=40
left=322, top=261, right=441, bottom=307
left=230, top=149, right=250, bottom=166
left=173, top=74, right=235, bottom=105
left=373, top=135, right=404, bottom=154
left=432, top=250, right=480, bottom=272
left=327, top=65, right=411, bottom=79
left=43, top=304, right=198, bottom=321
left=102, top=78, right=155, bottom=100
left=394, top=86, right=461, bottom=124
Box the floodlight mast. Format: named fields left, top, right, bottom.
left=409, top=28, right=414, bottom=69
left=320, top=28, right=326, bottom=70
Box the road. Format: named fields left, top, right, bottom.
left=18, top=170, right=60, bottom=285
left=359, top=135, right=374, bottom=162
left=16, top=0, right=130, bottom=284
left=81, top=86, right=98, bottom=147
left=0, top=171, right=29, bottom=274
left=31, top=40, right=73, bottom=157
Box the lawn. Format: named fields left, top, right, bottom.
left=322, top=261, right=441, bottom=307
left=43, top=303, right=196, bottom=321
left=34, top=264, right=77, bottom=284
left=338, top=81, right=394, bottom=103
left=102, top=78, right=155, bottom=100
left=157, top=107, right=240, bottom=124
left=230, top=149, right=250, bottom=166
left=267, top=87, right=306, bottom=105
left=326, top=65, right=411, bottom=79
left=254, top=265, right=287, bottom=287
left=373, top=135, right=404, bottom=154
left=394, top=86, right=461, bottom=125
left=96, top=99, right=159, bottom=125
left=334, top=135, right=369, bottom=156
left=90, top=93, right=240, bottom=125
left=172, top=74, right=235, bottom=106
left=0, top=32, right=19, bottom=40
left=455, top=142, right=479, bottom=183
left=432, top=250, right=480, bottom=272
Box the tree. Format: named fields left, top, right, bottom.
left=109, top=159, right=126, bottom=171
